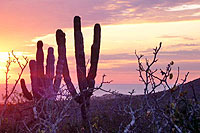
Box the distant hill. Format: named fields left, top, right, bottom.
left=92, top=78, right=200, bottom=101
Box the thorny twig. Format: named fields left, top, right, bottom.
left=124, top=43, right=196, bottom=132
left=0, top=51, right=28, bottom=127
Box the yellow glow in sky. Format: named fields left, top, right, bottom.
left=0, top=20, right=200, bottom=84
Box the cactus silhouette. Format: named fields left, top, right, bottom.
left=20, top=16, right=101, bottom=124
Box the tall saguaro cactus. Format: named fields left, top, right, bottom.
left=73, top=16, right=101, bottom=123
left=20, top=16, right=101, bottom=124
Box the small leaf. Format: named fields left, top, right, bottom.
left=93, top=123, right=98, bottom=129
left=160, top=69, right=165, bottom=75
left=179, top=92, right=184, bottom=97
left=170, top=86, right=177, bottom=93
left=171, top=103, right=175, bottom=108
left=146, top=110, right=151, bottom=117
left=169, top=73, right=173, bottom=79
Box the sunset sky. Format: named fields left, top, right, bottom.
left=0, top=0, right=200, bottom=84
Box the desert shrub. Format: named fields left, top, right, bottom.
left=119, top=43, right=200, bottom=132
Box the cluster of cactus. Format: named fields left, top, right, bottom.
left=20, top=16, right=101, bottom=121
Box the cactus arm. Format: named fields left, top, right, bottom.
left=63, top=59, right=77, bottom=97
left=46, top=47, right=55, bottom=82
left=29, top=60, right=41, bottom=99
left=53, top=29, right=78, bottom=97
left=74, top=16, right=88, bottom=92
left=46, top=47, right=55, bottom=97
left=36, top=41, right=45, bottom=89
left=53, top=59, right=64, bottom=93
left=87, top=24, right=101, bottom=88
left=62, top=35, right=77, bottom=97
left=20, top=79, right=33, bottom=100
left=53, top=29, right=65, bottom=93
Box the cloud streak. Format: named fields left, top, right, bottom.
left=166, top=4, right=200, bottom=11
left=159, top=35, right=195, bottom=41
left=1, top=0, right=200, bottom=37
